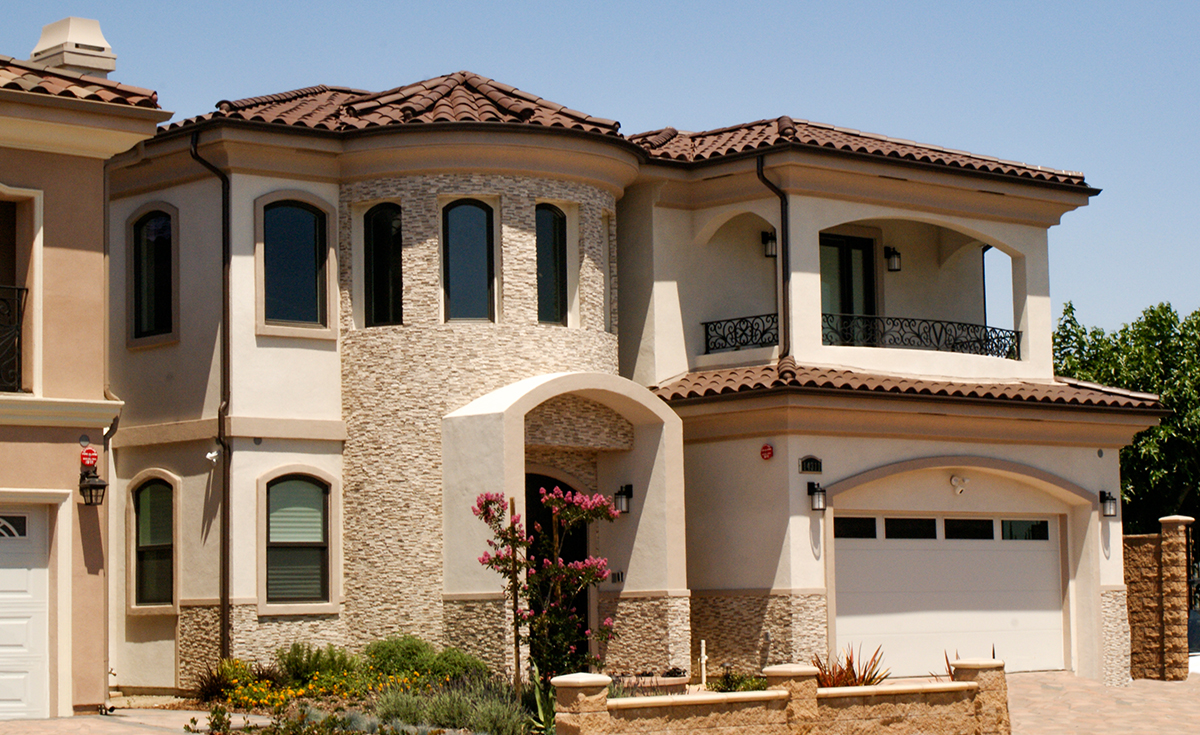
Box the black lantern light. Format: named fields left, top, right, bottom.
left=761, top=231, right=778, bottom=258
left=615, top=484, right=633, bottom=514
left=808, top=481, right=826, bottom=512
left=1099, top=491, right=1118, bottom=518
left=884, top=246, right=902, bottom=272
left=79, top=468, right=108, bottom=506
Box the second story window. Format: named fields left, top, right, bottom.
left=820, top=233, right=876, bottom=317
left=536, top=204, right=567, bottom=325
left=365, top=203, right=403, bottom=327
left=134, top=480, right=173, bottom=605
left=443, top=199, right=494, bottom=321
left=132, top=210, right=173, bottom=338
left=264, top=201, right=327, bottom=325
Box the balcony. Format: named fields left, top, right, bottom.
left=822, top=313, right=1020, bottom=360
left=0, top=286, right=26, bottom=392
left=703, top=313, right=778, bottom=354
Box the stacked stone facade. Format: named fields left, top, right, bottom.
left=690, top=591, right=827, bottom=673
left=177, top=605, right=221, bottom=690
left=1100, top=588, right=1131, bottom=687
left=598, top=595, right=692, bottom=674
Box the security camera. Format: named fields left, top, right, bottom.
left=205, top=450, right=219, bottom=464
left=950, top=475, right=969, bottom=494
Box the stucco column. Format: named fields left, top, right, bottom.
left=762, top=663, right=819, bottom=724
left=552, top=672, right=611, bottom=735
left=1159, top=515, right=1193, bottom=681
left=952, top=659, right=1009, bottom=735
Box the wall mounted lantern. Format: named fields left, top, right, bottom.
left=761, top=231, right=778, bottom=258
left=884, top=246, right=902, bottom=272
left=1099, top=491, right=1118, bottom=518
left=79, top=468, right=108, bottom=506
left=615, top=484, right=633, bottom=514
left=807, top=481, right=826, bottom=512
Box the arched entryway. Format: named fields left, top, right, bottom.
left=525, top=473, right=590, bottom=661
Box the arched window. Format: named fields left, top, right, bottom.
left=132, top=210, right=173, bottom=338
left=266, top=475, right=329, bottom=603
left=134, top=480, right=173, bottom=605
left=264, top=201, right=327, bottom=325
left=443, top=199, right=494, bottom=321
left=536, top=204, right=567, bottom=325
left=365, top=203, right=403, bottom=327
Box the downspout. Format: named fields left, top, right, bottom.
left=189, top=131, right=233, bottom=659
left=756, top=155, right=790, bottom=358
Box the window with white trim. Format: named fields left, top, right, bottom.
left=266, top=475, right=329, bottom=603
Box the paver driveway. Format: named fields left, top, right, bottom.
left=0, top=708, right=267, bottom=734
left=1009, top=670, right=1200, bottom=734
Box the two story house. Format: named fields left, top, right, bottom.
left=104, top=70, right=1160, bottom=696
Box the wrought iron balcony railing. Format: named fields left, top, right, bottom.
left=703, top=312, right=778, bottom=354
left=822, top=313, right=1020, bottom=360
left=0, top=286, right=27, bottom=392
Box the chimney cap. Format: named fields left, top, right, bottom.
left=30, top=17, right=116, bottom=78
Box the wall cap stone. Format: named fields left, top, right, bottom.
left=1159, top=515, right=1195, bottom=525
left=552, top=673, right=612, bottom=688
left=951, top=658, right=1006, bottom=670
left=818, top=681, right=978, bottom=699
left=608, top=690, right=789, bottom=710
left=762, top=664, right=820, bottom=677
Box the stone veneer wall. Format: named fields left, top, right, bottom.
left=230, top=605, right=350, bottom=667
left=337, top=174, right=618, bottom=652
left=177, top=605, right=221, bottom=691
left=526, top=395, right=633, bottom=451
left=690, top=592, right=827, bottom=673
left=1123, top=515, right=1194, bottom=681
left=598, top=595, right=691, bottom=674
left=443, top=598, right=510, bottom=674
left=1101, top=587, right=1132, bottom=687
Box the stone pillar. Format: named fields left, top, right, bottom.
left=952, top=659, right=1009, bottom=735
left=1159, top=515, right=1194, bottom=681
left=762, top=664, right=819, bottom=724
left=552, top=672, right=611, bottom=735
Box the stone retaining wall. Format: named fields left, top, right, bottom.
left=1124, top=515, right=1193, bottom=681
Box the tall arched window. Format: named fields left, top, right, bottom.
left=536, top=204, right=567, bottom=325
left=134, top=480, right=173, bottom=605
left=264, top=201, right=327, bottom=325
left=266, top=475, right=329, bottom=603
left=443, top=199, right=494, bottom=321
left=365, top=203, right=403, bottom=327
left=132, top=210, right=173, bottom=338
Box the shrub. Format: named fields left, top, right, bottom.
left=468, top=695, right=526, bottom=735
left=195, top=658, right=253, bottom=702
left=424, top=688, right=473, bottom=730
left=706, top=668, right=767, bottom=693
left=375, top=689, right=426, bottom=725
left=364, top=636, right=438, bottom=677
left=811, top=645, right=889, bottom=687
left=429, top=647, right=489, bottom=682
left=275, top=642, right=358, bottom=685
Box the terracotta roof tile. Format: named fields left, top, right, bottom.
left=629, top=116, right=1090, bottom=187
left=0, top=54, right=159, bottom=109
left=653, top=361, right=1162, bottom=410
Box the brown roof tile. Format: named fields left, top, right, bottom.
left=653, top=359, right=1162, bottom=410
left=629, top=116, right=1090, bottom=187
left=0, top=55, right=159, bottom=109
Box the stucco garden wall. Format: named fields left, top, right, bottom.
left=1124, top=515, right=1193, bottom=681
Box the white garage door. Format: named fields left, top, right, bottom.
left=834, top=514, right=1063, bottom=678
left=0, top=506, right=48, bottom=719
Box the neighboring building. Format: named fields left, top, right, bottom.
left=105, top=70, right=1160, bottom=698
left=0, top=18, right=168, bottom=718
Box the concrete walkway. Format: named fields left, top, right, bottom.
left=0, top=708, right=269, bottom=734
left=1009, top=670, right=1200, bottom=734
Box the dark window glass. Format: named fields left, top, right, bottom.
left=264, top=202, right=326, bottom=324
left=944, top=518, right=995, bottom=540
left=365, top=203, right=403, bottom=327
left=133, top=211, right=172, bottom=338
left=834, top=517, right=877, bottom=539
left=135, top=480, right=173, bottom=605
left=536, top=204, right=567, bottom=325
left=0, top=515, right=27, bottom=538
left=820, top=234, right=876, bottom=317
left=884, top=517, right=937, bottom=539
left=1002, top=520, right=1050, bottom=541
left=443, top=199, right=494, bottom=321
left=266, top=476, right=329, bottom=603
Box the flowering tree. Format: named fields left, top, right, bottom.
left=473, top=485, right=619, bottom=691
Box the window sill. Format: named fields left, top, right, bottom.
left=126, top=332, right=179, bottom=351
left=126, top=603, right=178, bottom=617
left=257, top=321, right=338, bottom=341
left=257, top=600, right=340, bottom=617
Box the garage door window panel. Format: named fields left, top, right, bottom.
left=944, top=518, right=995, bottom=540
left=884, top=517, right=937, bottom=539
left=1002, top=519, right=1049, bottom=540
left=834, top=516, right=877, bottom=538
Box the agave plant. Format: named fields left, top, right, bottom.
left=811, top=644, right=890, bottom=687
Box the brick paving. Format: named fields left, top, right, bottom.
left=1009, top=670, right=1200, bottom=734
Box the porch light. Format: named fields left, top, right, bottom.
left=761, top=231, right=777, bottom=258
left=615, top=484, right=633, bottom=514
left=78, top=468, right=108, bottom=506
left=808, top=482, right=826, bottom=512
left=1099, top=491, right=1118, bottom=518
left=884, top=247, right=902, bottom=272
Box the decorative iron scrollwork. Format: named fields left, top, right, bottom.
left=0, top=286, right=27, bottom=392
left=822, top=313, right=1020, bottom=360
left=703, top=313, right=779, bottom=354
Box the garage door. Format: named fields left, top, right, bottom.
left=834, top=514, right=1063, bottom=677
left=0, top=506, right=48, bottom=719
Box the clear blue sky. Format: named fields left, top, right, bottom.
left=6, top=1, right=1196, bottom=331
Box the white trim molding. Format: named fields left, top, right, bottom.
left=0, top=396, right=122, bottom=428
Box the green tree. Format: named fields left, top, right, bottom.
left=1053, top=302, right=1200, bottom=532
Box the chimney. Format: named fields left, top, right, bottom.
left=30, top=17, right=116, bottom=79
